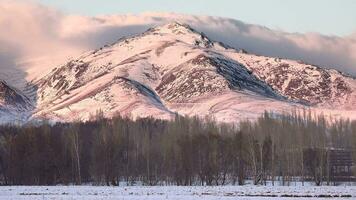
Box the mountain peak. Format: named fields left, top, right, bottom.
left=154, top=21, right=195, bottom=34
left=142, top=22, right=215, bottom=48
left=149, top=22, right=209, bottom=39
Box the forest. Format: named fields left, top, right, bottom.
left=0, top=110, right=356, bottom=186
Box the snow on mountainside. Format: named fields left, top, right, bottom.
left=1, top=22, right=356, bottom=123
left=224, top=52, right=356, bottom=108
left=0, top=80, right=33, bottom=123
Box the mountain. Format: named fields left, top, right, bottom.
left=1, top=22, right=356, bottom=123
left=0, top=80, right=33, bottom=123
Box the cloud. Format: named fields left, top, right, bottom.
left=0, top=0, right=355, bottom=85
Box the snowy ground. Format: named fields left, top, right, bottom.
left=0, top=186, right=355, bottom=200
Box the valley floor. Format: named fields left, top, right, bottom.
left=0, top=185, right=355, bottom=200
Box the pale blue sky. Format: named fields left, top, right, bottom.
left=38, top=0, right=356, bottom=36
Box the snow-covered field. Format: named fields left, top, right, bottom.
left=0, top=186, right=355, bottom=200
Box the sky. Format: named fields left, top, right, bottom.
left=37, top=0, right=356, bottom=36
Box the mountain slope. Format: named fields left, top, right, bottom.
left=2, top=22, right=356, bottom=123
left=224, top=52, right=356, bottom=107
left=0, top=80, right=33, bottom=123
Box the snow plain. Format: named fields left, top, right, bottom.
left=0, top=185, right=355, bottom=200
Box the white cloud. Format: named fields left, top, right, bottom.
left=0, top=0, right=355, bottom=83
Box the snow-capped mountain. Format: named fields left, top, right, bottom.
left=1, top=22, right=356, bottom=123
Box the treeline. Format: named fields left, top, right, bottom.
left=0, top=111, right=356, bottom=186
